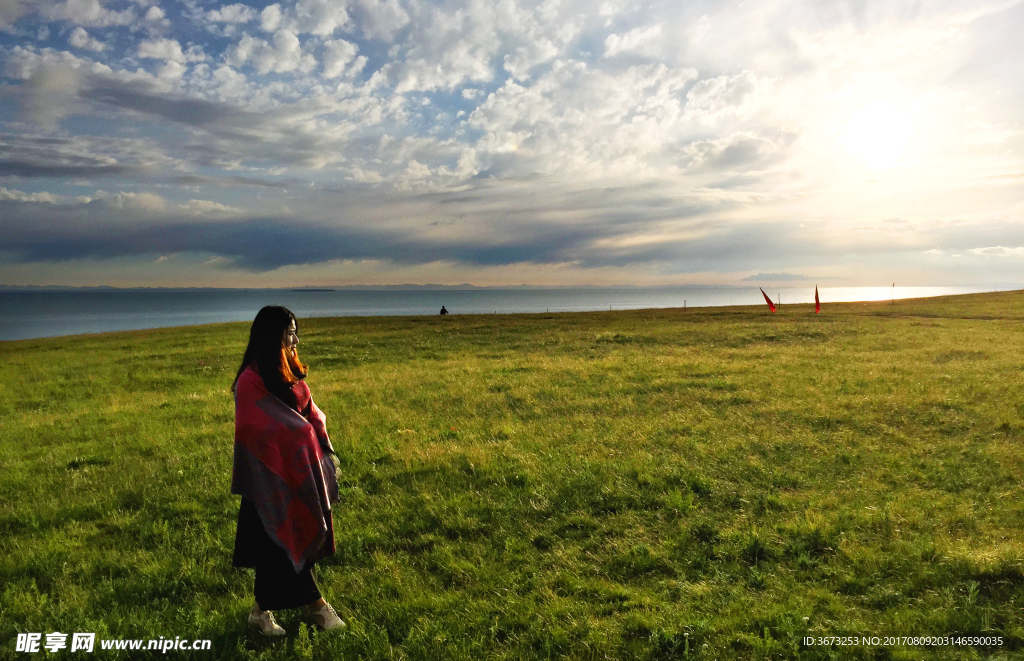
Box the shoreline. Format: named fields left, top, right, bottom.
left=3, top=288, right=1021, bottom=343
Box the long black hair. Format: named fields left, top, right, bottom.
left=232, top=305, right=308, bottom=407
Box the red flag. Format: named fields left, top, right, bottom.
left=815, top=285, right=820, bottom=314
left=760, top=287, right=776, bottom=313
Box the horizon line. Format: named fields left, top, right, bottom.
left=2, top=283, right=1022, bottom=291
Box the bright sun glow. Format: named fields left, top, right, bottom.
left=841, top=102, right=913, bottom=169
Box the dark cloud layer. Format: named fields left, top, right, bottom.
left=0, top=185, right=982, bottom=274
left=0, top=160, right=133, bottom=177
left=172, top=174, right=288, bottom=188
left=83, top=84, right=256, bottom=129
left=0, top=181, right=771, bottom=271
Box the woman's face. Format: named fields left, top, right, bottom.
left=282, top=319, right=298, bottom=354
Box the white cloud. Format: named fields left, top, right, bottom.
left=386, top=1, right=511, bottom=93
left=254, top=0, right=352, bottom=36
left=598, top=2, right=620, bottom=18
left=968, top=246, right=1024, bottom=257
left=1, top=0, right=34, bottom=29
left=180, top=198, right=242, bottom=215
left=252, top=0, right=406, bottom=39
left=260, top=3, right=282, bottom=31
left=604, top=24, right=663, bottom=58
left=208, top=3, right=257, bottom=23
left=436, top=147, right=479, bottom=180
left=347, top=167, right=383, bottom=182
left=68, top=27, right=105, bottom=52
left=504, top=39, right=559, bottom=80
left=138, top=38, right=186, bottom=63
left=245, top=30, right=313, bottom=74
left=230, top=29, right=316, bottom=74
left=498, top=1, right=580, bottom=81
left=322, top=38, right=363, bottom=78
left=292, top=0, right=350, bottom=36
left=157, top=60, right=187, bottom=79
left=393, top=47, right=492, bottom=93
left=230, top=30, right=318, bottom=74
left=97, top=191, right=168, bottom=213
left=682, top=71, right=767, bottom=125
left=7, top=51, right=90, bottom=125
left=352, top=0, right=409, bottom=41
left=141, top=4, right=170, bottom=29
left=0, top=187, right=57, bottom=203
left=469, top=61, right=699, bottom=175
left=43, top=0, right=135, bottom=27
left=405, top=159, right=430, bottom=179
left=681, top=131, right=791, bottom=172
left=226, top=34, right=257, bottom=67
left=183, top=63, right=256, bottom=104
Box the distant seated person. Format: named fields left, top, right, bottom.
left=439, top=306, right=449, bottom=315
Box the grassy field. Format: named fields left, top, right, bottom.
left=2, top=291, right=1024, bottom=660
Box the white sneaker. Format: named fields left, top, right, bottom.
left=248, top=605, right=286, bottom=637
left=309, top=602, right=346, bottom=631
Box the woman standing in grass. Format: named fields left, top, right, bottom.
left=230, top=305, right=345, bottom=636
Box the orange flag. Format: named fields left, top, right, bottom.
left=815, top=285, right=820, bottom=314
left=760, top=287, right=776, bottom=313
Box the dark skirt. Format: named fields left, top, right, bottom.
left=233, top=497, right=323, bottom=610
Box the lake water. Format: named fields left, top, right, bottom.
left=1, top=285, right=1017, bottom=341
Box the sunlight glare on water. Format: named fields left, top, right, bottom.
left=783, top=286, right=967, bottom=304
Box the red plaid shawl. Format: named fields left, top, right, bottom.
left=231, top=365, right=338, bottom=572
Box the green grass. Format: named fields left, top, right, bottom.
left=2, top=291, right=1024, bottom=660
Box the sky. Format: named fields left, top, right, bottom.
left=0, top=0, right=1022, bottom=288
